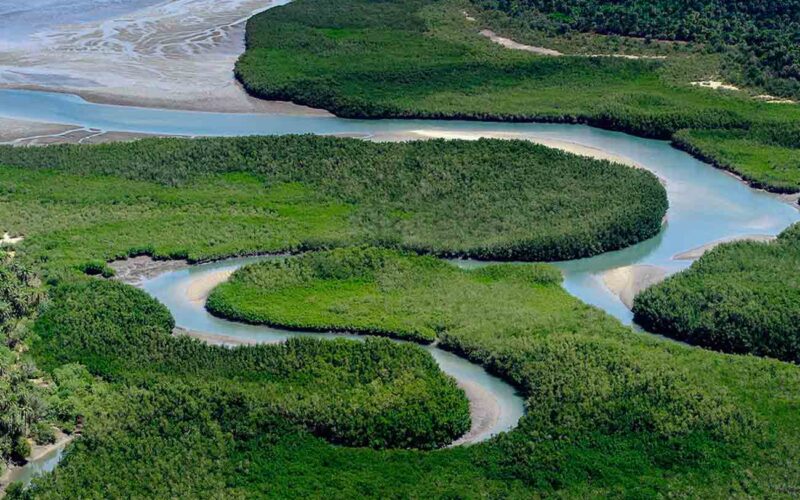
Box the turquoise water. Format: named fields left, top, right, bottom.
left=140, top=257, right=526, bottom=444
left=1, top=88, right=797, bottom=323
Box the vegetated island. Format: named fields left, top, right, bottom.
left=235, top=0, right=800, bottom=198
left=0, top=135, right=667, bottom=271
left=633, top=223, right=800, bottom=363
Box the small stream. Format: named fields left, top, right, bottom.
left=139, top=257, right=527, bottom=445
left=2, top=442, right=69, bottom=489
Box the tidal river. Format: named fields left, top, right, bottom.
left=1, top=0, right=799, bottom=488
left=1, top=87, right=798, bottom=324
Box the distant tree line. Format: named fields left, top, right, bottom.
left=477, top=0, right=800, bottom=97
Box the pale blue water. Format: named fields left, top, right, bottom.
left=140, top=257, right=526, bottom=444
left=0, top=0, right=163, bottom=40
left=1, top=88, right=797, bottom=323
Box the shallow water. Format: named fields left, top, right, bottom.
left=1, top=88, right=797, bottom=323
left=3, top=442, right=69, bottom=488
left=0, top=0, right=163, bottom=42
left=140, top=257, right=526, bottom=444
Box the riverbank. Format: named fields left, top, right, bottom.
left=672, top=234, right=777, bottom=260
left=0, top=431, right=75, bottom=494
left=112, top=254, right=510, bottom=446
left=602, top=265, right=667, bottom=309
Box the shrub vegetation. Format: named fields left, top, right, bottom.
left=0, top=136, right=797, bottom=495
left=235, top=0, right=800, bottom=193
left=0, top=136, right=667, bottom=267
left=0, top=261, right=87, bottom=481
left=19, top=247, right=800, bottom=497
left=478, top=0, right=800, bottom=99
left=32, top=279, right=470, bottom=450
left=673, top=124, right=800, bottom=192
left=633, top=223, right=800, bottom=363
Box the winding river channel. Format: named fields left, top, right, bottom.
left=2, top=0, right=800, bottom=491
left=1, top=87, right=798, bottom=324
left=137, top=256, right=526, bottom=446
left=1, top=74, right=799, bottom=487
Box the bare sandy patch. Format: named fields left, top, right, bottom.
left=673, top=234, right=776, bottom=260
left=691, top=80, right=740, bottom=91
left=1, top=232, right=23, bottom=245
left=753, top=94, right=797, bottom=104
left=479, top=30, right=667, bottom=59
left=401, top=129, right=645, bottom=169
left=0, top=0, right=331, bottom=115
left=185, top=270, right=235, bottom=304
left=449, top=379, right=501, bottom=447
left=479, top=29, right=563, bottom=56
left=603, top=265, right=667, bottom=309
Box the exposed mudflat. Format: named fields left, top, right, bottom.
left=0, top=0, right=331, bottom=114
left=448, top=379, right=501, bottom=447
left=602, top=265, right=667, bottom=309
left=109, top=255, right=188, bottom=286
left=0, top=117, right=161, bottom=145
left=673, top=234, right=777, bottom=260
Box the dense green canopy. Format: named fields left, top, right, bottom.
left=634, top=223, right=800, bottom=363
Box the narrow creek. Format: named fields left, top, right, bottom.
left=136, top=256, right=526, bottom=446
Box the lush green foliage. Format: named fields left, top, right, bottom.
left=202, top=247, right=777, bottom=493
left=633, top=223, right=800, bottom=363
left=32, top=279, right=469, bottom=450
left=0, top=136, right=797, bottom=495
left=0, top=261, right=49, bottom=472
left=236, top=0, right=800, bottom=192
left=674, top=125, right=800, bottom=192
left=208, top=247, right=561, bottom=342
left=479, top=0, right=800, bottom=98
left=5, top=240, right=800, bottom=496
left=0, top=263, right=97, bottom=489
left=0, top=136, right=667, bottom=268
left=236, top=0, right=800, bottom=136
left=20, top=247, right=800, bottom=497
